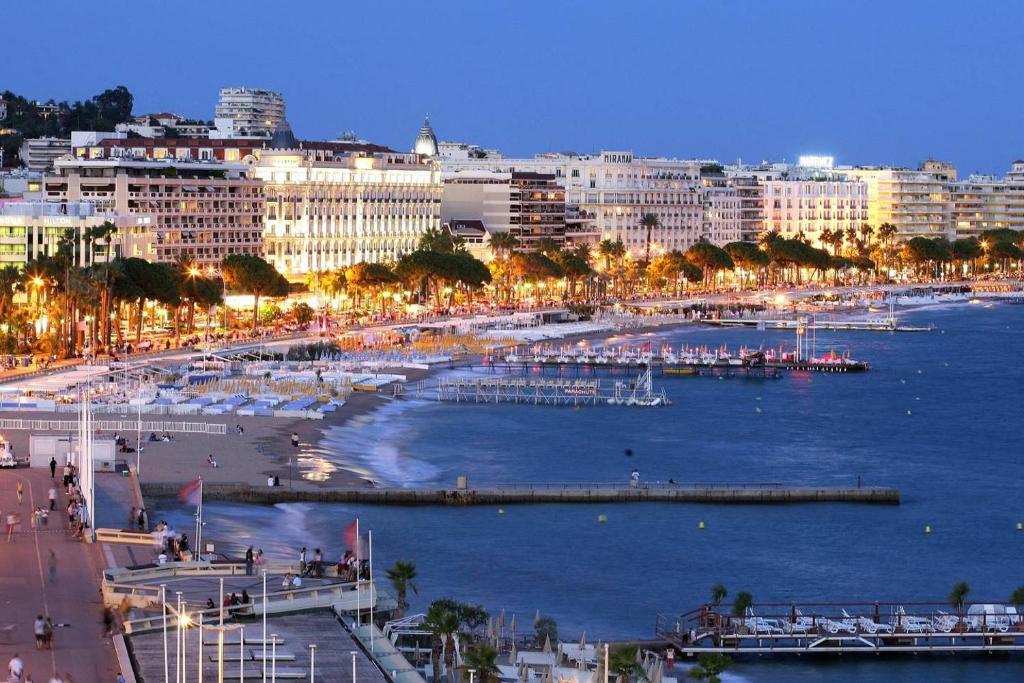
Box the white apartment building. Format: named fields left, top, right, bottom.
left=211, top=87, right=286, bottom=139
left=0, top=201, right=154, bottom=266
left=839, top=165, right=955, bottom=240
left=18, top=138, right=72, bottom=172
left=442, top=170, right=566, bottom=250
left=45, top=158, right=265, bottom=265
left=951, top=166, right=1024, bottom=238
left=250, top=146, right=442, bottom=280
left=701, top=175, right=742, bottom=245
left=436, top=141, right=503, bottom=160
left=442, top=151, right=706, bottom=255
left=763, top=179, right=870, bottom=246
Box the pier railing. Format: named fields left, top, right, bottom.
left=484, top=481, right=787, bottom=491
left=657, top=600, right=1024, bottom=655
left=0, top=417, right=227, bottom=434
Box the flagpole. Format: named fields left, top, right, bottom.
left=197, top=478, right=204, bottom=562
left=368, top=529, right=374, bottom=653
left=355, top=518, right=360, bottom=631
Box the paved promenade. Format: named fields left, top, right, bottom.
left=0, top=467, right=119, bottom=682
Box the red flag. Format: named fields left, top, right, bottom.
left=177, top=478, right=202, bottom=507
left=344, top=520, right=367, bottom=560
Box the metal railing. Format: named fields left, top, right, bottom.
left=0, top=418, right=226, bottom=434
left=481, top=481, right=787, bottom=491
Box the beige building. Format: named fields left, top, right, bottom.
left=763, top=179, right=869, bottom=246
left=19, top=138, right=72, bottom=172
left=442, top=170, right=566, bottom=250
left=839, top=164, right=955, bottom=240
left=250, top=145, right=442, bottom=280
left=44, top=158, right=264, bottom=265
left=0, top=201, right=153, bottom=266
left=442, top=150, right=706, bottom=256
left=951, top=165, right=1024, bottom=238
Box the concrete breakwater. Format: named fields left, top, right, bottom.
left=141, top=482, right=900, bottom=506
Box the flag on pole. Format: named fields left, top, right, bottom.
left=344, top=519, right=368, bottom=560
left=178, top=478, right=202, bottom=507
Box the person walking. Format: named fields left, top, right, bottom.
left=33, top=616, right=46, bottom=649
left=7, top=652, right=23, bottom=679
left=47, top=550, right=57, bottom=584
left=49, top=457, right=57, bottom=478
left=290, top=432, right=300, bottom=449
left=245, top=546, right=254, bottom=576
left=48, top=487, right=56, bottom=511
left=16, top=480, right=23, bottom=505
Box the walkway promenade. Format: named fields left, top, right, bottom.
left=0, top=467, right=118, bottom=681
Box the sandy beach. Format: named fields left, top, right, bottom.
left=0, top=365, right=437, bottom=492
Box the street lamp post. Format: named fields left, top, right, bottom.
left=308, top=644, right=316, bottom=683
left=351, top=651, right=357, bottom=683
left=271, top=633, right=278, bottom=683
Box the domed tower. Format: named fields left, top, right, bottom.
left=269, top=120, right=298, bottom=149
left=413, top=114, right=438, bottom=157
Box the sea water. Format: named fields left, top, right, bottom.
left=158, top=302, right=1024, bottom=682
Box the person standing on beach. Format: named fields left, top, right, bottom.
left=290, top=432, right=299, bottom=449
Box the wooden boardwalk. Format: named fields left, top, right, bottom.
left=141, top=481, right=900, bottom=506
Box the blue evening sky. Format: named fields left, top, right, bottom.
left=3, top=0, right=1022, bottom=174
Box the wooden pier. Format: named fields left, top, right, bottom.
left=702, top=318, right=932, bottom=332
left=141, top=481, right=900, bottom=506
left=657, top=600, right=1024, bottom=657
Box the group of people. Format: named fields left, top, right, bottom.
left=243, top=546, right=266, bottom=575
left=129, top=506, right=149, bottom=531
left=297, top=546, right=325, bottom=578
left=32, top=615, right=55, bottom=650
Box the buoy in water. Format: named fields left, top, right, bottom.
left=698, top=521, right=705, bottom=530
left=925, top=525, right=932, bottom=534
left=917, top=369, right=922, bottom=374
left=1017, top=522, right=1022, bottom=531
left=755, top=407, right=762, bottom=413
left=498, top=508, right=505, bottom=515
left=900, top=379, right=906, bottom=384
left=907, top=410, right=912, bottom=415
left=597, top=514, right=608, bottom=523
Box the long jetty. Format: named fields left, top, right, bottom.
left=140, top=481, right=899, bottom=506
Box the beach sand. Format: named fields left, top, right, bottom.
left=0, top=365, right=434, bottom=492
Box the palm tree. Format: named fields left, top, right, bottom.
left=641, top=213, right=660, bottom=263
left=949, top=581, right=970, bottom=629
left=687, top=653, right=730, bottom=683
left=1009, top=586, right=1024, bottom=613
left=426, top=606, right=460, bottom=683
left=85, top=220, right=118, bottom=347
left=385, top=561, right=418, bottom=618
left=732, top=592, right=753, bottom=619
left=608, top=645, right=644, bottom=683
left=460, top=645, right=500, bottom=683
left=819, top=228, right=834, bottom=253
left=710, top=584, right=727, bottom=607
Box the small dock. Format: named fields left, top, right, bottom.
left=702, top=318, right=931, bottom=332
left=658, top=600, right=1024, bottom=657
left=141, top=481, right=900, bottom=506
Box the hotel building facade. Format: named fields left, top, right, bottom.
left=44, top=157, right=265, bottom=265
left=441, top=151, right=706, bottom=256
left=441, top=170, right=567, bottom=250
left=838, top=164, right=955, bottom=240
left=249, top=144, right=443, bottom=280
left=950, top=162, right=1024, bottom=238
left=762, top=179, right=870, bottom=246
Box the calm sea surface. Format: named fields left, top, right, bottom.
left=158, top=302, right=1024, bottom=682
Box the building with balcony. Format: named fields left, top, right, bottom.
left=249, top=142, right=442, bottom=280
left=762, top=179, right=869, bottom=246
left=211, top=87, right=286, bottom=139
left=441, top=150, right=707, bottom=255
left=18, top=138, right=72, bottom=172
left=0, top=200, right=154, bottom=266
left=442, top=171, right=566, bottom=251
left=73, top=136, right=261, bottom=163
left=951, top=166, right=1024, bottom=238
left=700, top=167, right=741, bottom=245
left=44, top=158, right=265, bottom=265
left=838, top=164, right=955, bottom=240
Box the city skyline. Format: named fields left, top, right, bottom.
left=4, top=0, right=1024, bottom=175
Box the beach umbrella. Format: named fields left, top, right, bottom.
left=543, top=634, right=552, bottom=653
left=534, top=609, right=541, bottom=627
left=510, top=614, right=517, bottom=638
left=579, top=632, right=586, bottom=649
left=500, top=609, right=507, bottom=629
left=487, top=616, right=495, bottom=640
left=509, top=642, right=518, bottom=666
